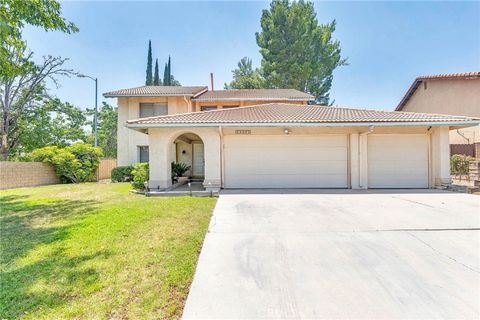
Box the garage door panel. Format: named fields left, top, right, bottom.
left=226, top=174, right=347, bottom=188
left=227, top=160, right=347, bottom=175
left=368, top=135, right=428, bottom=188
left=224, top=134, right=348, bottom=188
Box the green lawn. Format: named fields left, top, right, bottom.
left=0, top=183, right=216, bottom=319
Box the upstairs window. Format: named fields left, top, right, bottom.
left=139, top=103, right=168, bottom=118
left=222, top=105, right=240, bottom=109
left=201, top=106, right=217, bottom=111
left=138, top=146, right=149, bottom=163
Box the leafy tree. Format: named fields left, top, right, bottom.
left=0, top=0, right=78, bottom=80
left=256, top=0, right=347, bottom=104
left=145, top=40, right=153, bottom=85
left=153, top=58, right=161, bottom=85
left=87, top=102, right=117, bottom=158
left=0, top=0, right=78, bottom=160
left=225, top=57, right=264, bottom=89
left=12, top=99, right=87, bottom=159
left=0, top=44, right=76, bottom=160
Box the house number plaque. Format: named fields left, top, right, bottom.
left=235, top=130, right=251, bottom=135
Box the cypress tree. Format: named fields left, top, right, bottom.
left=145, top=40, right=153, bottom=85
left=166, top=56, right=171, bottom=85
left=153, top=59, right=161, bottom=85
left=163, top=62, right=169, bottom=86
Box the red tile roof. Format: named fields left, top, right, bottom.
left=395, top=72, right=480, bottom=111
left=191, top=89, right=314, bottom=101
left=103, top=86, right=208, bottom=97
left=126, top=103, right=478, bottom=127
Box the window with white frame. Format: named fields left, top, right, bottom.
left=139, top=102, right=168, bottom=117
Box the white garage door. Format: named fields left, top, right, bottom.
left=368, top=134, right=428, bottom=188
left=224, top=134, right=348, bottom=188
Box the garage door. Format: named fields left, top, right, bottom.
left=224, top=134, right=348, bottom=188
left=368, top=134, right=428, bottom=188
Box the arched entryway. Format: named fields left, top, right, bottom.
left=172, top=132, right=205, bottom=179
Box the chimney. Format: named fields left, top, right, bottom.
left=210, top=73, right=214, bottom=91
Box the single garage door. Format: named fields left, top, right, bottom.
left=368, top=134, right=428, bottom=188
left=224, top=134, right=348, bottom=188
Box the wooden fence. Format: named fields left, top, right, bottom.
left=450, top=144, right=476, bottom=158
left=96, top=158, right=117, bottom=180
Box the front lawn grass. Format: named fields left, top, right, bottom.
left=0, top=183, right=216, bottom=319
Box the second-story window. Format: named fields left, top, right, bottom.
left=201, top=106, right=217, bottom=111
left=140, top=102, right=168, bottom=117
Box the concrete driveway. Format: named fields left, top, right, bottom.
left=183, top=190, right=480, bottom=319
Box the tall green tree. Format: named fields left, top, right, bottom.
left=1, top=45, right=77, bottom=160
left=256, top=0, right=346, bottom=104
left=87, top=102, right=117, bottom=158
left=163, top=62, right=169, bottom=86
left=161, top=56, right=180, bottom=86
left=0, top=0, right=78, bottom=80
left=0, top=0, right=78, bottom=159
left=145, top=40, right=153, bottom=85
left=225, top=57, right=264, bottom=89
left=163, top=56, right=171, bottom=85
left=12, top=99, right=87, bottom=159
left=153, top=58, right=161, bottom=85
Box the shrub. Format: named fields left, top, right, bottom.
left=451, top=154, right=474, bottom=176
left=111, top=166, right=134, bottom=182
left=32, top=143, right=103, bottom=183
left=131, top=162, right=149, bottom=190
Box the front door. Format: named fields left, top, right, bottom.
left=192, top=143, right=205, bottom=177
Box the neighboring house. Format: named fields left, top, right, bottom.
left=395, top=72, right=480, bottom=156
left=104, top=83, right=479, bottom=191
left=103, top=86, right=313, bottom=167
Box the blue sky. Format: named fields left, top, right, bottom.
left=23, top=0, right=479, bottom=111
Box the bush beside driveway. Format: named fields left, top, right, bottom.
left=0, top=183, right=216, bottom=319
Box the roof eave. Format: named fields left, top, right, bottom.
left=126, top=120, right=480, bottom=129
left=103, top=93, right=197, bottom=98
left=192, top=97, right=314, bottom=102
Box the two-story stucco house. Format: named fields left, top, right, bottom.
left=104, top=85, right=479, bottom=192
left=395, top=72, right=480, bottom=151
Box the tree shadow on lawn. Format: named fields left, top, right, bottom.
left=0, top=194, right=112, bottom=318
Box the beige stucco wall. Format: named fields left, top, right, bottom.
left=148, top=128, right=221, bottom=190
left=400, top=78, right=480, bottom=143
left=0, top=162, right=59, bottom=190
left=145, top=125, right=451, bottom=190
left=117, top=96, right=192, bottom=166
left=193, top=99, right=307, bottom=112
left=116, top=96, right=309, bottom=166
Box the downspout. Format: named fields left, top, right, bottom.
left=183, top=95, right=192, bottom=113
left=456, top=129, right=470, bottom=144
left=359, top=126, right=374, bottom=188
left=219, top=126, right=225, bottom=188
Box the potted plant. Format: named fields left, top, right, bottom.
left=171, top=162, right=191, bottom=184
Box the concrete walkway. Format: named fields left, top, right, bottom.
left=183, top=190, right=480, bottom=319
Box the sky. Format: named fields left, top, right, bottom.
left=23, top=0, right=480, bottom=111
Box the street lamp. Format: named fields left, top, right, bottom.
left=78, top=74, right=98, bottom=147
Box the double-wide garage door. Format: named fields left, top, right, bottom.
left=224, top=135, right=348, bottom=188
left=223, top=133, right=429, bottom=189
